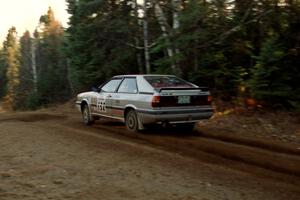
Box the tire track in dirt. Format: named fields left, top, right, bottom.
left=2, top=117, right=300, bottom=200
left=60, top=116, right=300, bottom=178
left=3, top=111, right=300, bottom=179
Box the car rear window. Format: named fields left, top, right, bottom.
left=144, top=76, right=194, bottom=89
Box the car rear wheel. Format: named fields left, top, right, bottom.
left=82, top=104, right=94, bottom=125
left=125, top=110, right=139, bottom=132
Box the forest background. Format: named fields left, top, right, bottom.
left=0, top=0, right=299, bottom=111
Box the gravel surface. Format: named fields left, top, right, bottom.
left=0, top=111, right=300, bottom=200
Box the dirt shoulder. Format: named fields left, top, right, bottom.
left=198, top=110, right=300, bottom=146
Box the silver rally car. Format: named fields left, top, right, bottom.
left=76, top=75, right=214, bottom=132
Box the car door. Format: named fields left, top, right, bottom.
left=92, top=78, right=122, bottom=117
left=110, top=77, right=139, bottom=119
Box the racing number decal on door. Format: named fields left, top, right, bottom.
left=97, top=98, right=106, bottom=112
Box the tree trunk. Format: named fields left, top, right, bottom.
left=172, top=0, right=181, bottom=74
left=135, top=0, right=144, bottom=74
left=66, top=58, right=74, bottom=95
left=143, top=0, right=151, bottom=74
left=153, top=2, right=176, bottom=72
left=31, top=37, right=38, bottom=93
left=172, top=0, right=180, bottom=30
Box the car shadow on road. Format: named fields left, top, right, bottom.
left=97, top=120, right=199, bottom=137
left=142, top=125, right=200, bottom=137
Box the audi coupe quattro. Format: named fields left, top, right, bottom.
left=76, top=75, right=213, bottom=132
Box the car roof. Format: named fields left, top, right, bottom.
left=113, top=74, right=175, bottom=78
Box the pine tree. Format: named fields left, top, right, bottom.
left=16, top=31, right=34, bottom=109
left=66, top=0, right=140, bottom=91
left=36, top=7, right=71, bottom=104
left=249, top=1, right=300, bottom=109
left=64, top=0, right=300, bottom=109
left=0, top=48, right=7, bottom=100
left=2, top=27, right=20, bottom=110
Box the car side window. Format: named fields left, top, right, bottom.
left=101, top=79, right=122, bottom=93
left=118, top=78, right=138, bottom=94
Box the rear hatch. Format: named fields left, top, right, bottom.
left=143, top=75, right=212, bottom=108
left=153, top=88, right=212, bottom=107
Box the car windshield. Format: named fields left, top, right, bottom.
left=144, top=76, right=194, bottom=89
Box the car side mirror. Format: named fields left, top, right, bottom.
left=92, top=86, right=100, bottom=93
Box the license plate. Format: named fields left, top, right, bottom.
left=178, top=96, right=190, bottom=104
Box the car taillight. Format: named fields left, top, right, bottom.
left=207, top=95, right=212, bottom=103
left=151, top=96, right=161, bottom=107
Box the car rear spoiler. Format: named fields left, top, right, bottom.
left=159, top=87, right=209, bottom=92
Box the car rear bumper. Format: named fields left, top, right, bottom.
left=137, top=106, right=214, bottom=124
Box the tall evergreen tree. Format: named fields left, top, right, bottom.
left=64, top=0, right=300, bottom=109
left=16, top=31, right=34, bottom=109
left=66, top=0, right=141, bottom=92
left=248, top=1, right=300, bottom=109
left=2, top=27, right=20, bottom=110
left=0, top=48, right=7, bottom=100
left=36, top=7, right=71, bottom=104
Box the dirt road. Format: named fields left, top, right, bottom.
left=0, top=110, right=300, bottom=200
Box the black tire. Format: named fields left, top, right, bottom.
left=125, top=110, right=139, bottom=132
left=82, top=104, right=94, bottom=125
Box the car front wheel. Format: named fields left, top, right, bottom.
left=82, top=104, right=94, bottom=125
